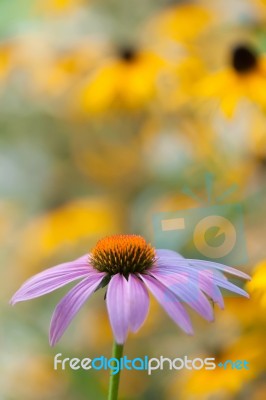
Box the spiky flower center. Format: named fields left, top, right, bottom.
left=90, top=234, right=156, bottom=276
left=231, top=44, right=258, bottom=74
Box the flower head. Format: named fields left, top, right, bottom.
left=91, top=234, right=155, bottom=275
left=11, top=234, right=250, bottom=346
left=75, top=48, right=166, bottom=113
left=197, top=42, right=266, bottom=117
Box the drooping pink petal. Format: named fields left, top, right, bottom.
left=49, top=272, right=105, bottom=346
left=197, top=274, right=224, bottom=309
left=155, top=250, right=249, bottom=303
left=140, top=274, right=193, bottom=335
left=106, top=274, right=130, bottom=344
left=153, top=262, right=226, bottom=282
left=156, top=249, right=250, bottom=280
left=203, top=270, right=249, bottom=298
left=10, top=255, right=95, bottom=304
left=153, top=260, right=225, bottom=286
left=187, top=259, right=251, bottom=280
left=128, top=274, right=149, bottom=332
left=163, top=266, right=249, bottom=299
left=153, top=264, right=225, bottom=307
left=150, top=270, right=214, bottom=321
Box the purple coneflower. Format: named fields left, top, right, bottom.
left=11, top=234, right=250, bottom=346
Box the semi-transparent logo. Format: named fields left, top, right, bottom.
left=153, top=174, right=247, bottom=266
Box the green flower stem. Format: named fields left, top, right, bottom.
left=107, top=341, right=124, bottom=400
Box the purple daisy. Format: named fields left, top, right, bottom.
left=10, top=234, right=250, bottom=346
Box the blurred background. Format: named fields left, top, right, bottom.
left=1, top=0, right=266, bottom=399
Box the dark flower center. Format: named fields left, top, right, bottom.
left=231, top=45, right=258, bottom=73
left=90, top=234, right=156, bottom=276
left=119, top=46, right=137, bottom=62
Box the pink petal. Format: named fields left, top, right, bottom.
left=156, top=249, right=185, bottom=259
left=203, top=270, right=249, bottom=298
left=128, top=274, right=149, bottom=332
left=168, top=266, right=249, bottom=299
left=49, top=272, right=105, bottom=346
left=154, top=255, right=249, bottom=305
left=154, top=265, right=225, bottom=308
left=197, top=274, right=225, bottom=309
left=10, top=255, right=94, bottom=304
left=156, top=249, right=250, bottom=280
left=140, top=274, right=193, bottom=335
left=187, top=259, right=251, bottom=280
left=106, top=274, right=130, bottom=344
left=153, top=261, right=226, bottom=281
left=150, top=270, right=214, bottom=321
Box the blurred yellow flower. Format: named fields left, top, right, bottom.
left=220, top=294, right=266, bottom=327
left=173, top=55, right=206, bottom=105
left=36, top=0, right=85, bottom=15
left=254, top=0, right=266, bottom=7
left=168, top=332, right=265, bottom=399
left=147, top=3, right=212, bottom=45
left=197, top=44, right=266, bottom=117
left=157, top=54, right=207, bottom=111
left=75, top=47, right=166, bottom=113
left=247, top=260, right=266, bottom=307
left=13, top=197, right=120, bottom=279
left=0, top=43, right=14, bottom=83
